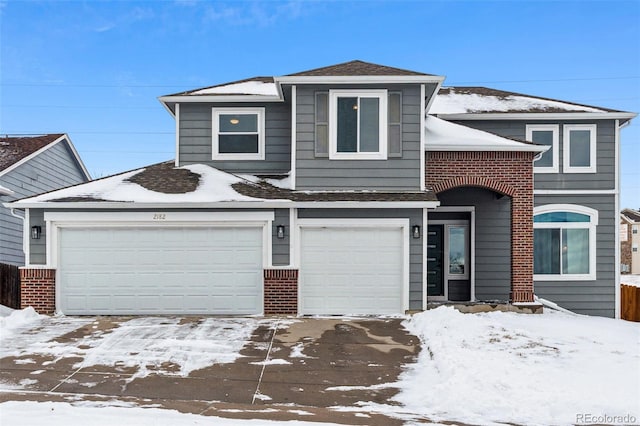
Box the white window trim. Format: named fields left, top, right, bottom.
left=328, top=89, right=388, bottom=160
left=212, top=107, right=265, bottom=160
left=527, top=124, right=559, bottom=173
left=563, top=124, right=596, bottom=173
left=533, top=204, right=598, bottom=281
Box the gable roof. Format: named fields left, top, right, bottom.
left=166, top=76, right=277, bottom=97
left=0, top=134, right=91, bottom=180
left=285, top=60, right=434, bottom=77
left=432, top=87, right=636, bottom=121
left=622, top=208, right=640, bottom=223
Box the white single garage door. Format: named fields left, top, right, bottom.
left=58, top=226, right=263, bottom=315
left=299, top=226, right=405, bottom=315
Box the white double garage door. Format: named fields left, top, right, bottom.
left=55, top=216, right=408, bottom=315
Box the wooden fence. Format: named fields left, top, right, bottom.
left=621, top=284, right=640, bottom=322
left=0, top=263, right=20, bottom=309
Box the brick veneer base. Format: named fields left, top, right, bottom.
left=20, top=268, right=56, bottom=314
left=264, top=269, right=298, bottom=314
left=426, top=151, right=535, bottom=303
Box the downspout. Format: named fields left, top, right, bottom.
left=9, top=208, right=27, bottom=256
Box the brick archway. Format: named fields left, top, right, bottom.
left=426, top=151, right=536, bottom=303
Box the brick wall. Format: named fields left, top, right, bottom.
left=426, top=151, right=536, bottom=303
left=20, top=268, right=55, bottom=314
left=264, top=269, right=298, bottom=314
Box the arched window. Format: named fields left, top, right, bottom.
left=533, top=204, right=598, bottom=281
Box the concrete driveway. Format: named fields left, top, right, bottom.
left=0, top=315, right=421, bottom=425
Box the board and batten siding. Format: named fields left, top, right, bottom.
left=534, top=194, right=616, bottom=317
left=435, top=187, right=512, bottom=301
left=295, top=85, right=424, bottom=190
left=297, top=208, right=423, bottom=310
left=178, top=102, right=292, bottom=174
left=272, top=208, right=290, bottom=266
left=1, top=141, right=89, bottom=266
left=454, top=120, right=616, bottom=190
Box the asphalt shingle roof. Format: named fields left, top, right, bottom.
left=0, top=134, right=64, bottom=173
left=286, top=59, right=433, bottom=76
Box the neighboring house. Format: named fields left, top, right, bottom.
left=621, top=208, right=640, bottom=274
left=0, top=134, right=91, bottom=266
left=5, top=61, right=636, bottom=318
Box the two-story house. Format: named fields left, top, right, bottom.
left=0, top=134, right=91, bottom=266
left=6, top=61, right=635, bottom=318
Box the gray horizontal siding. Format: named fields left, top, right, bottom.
left=178, top=102, right=291, bottom=174
left=297, top=208, right=423, bottom=310
left=534, top=194, right=616, bottom=317
left=455, top=119, right=616, bottom=190
left=1, top=140, right=89, bottom=266
left=272, top=208, right=290, bottom=266
left=296, top=84, right=422, bottom=190
left=435, top=187, right=512, bottom=301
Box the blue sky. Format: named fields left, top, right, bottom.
left=1, top=0, right=639, bottom=208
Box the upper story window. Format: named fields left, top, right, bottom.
left=527, top=124, right=558, bottom=173
left=328, top=90, right=388, bottom=160
left=633, top=225, right=638, bottom=234
left=533, top=204, right=598, bottom=281
left=212, top=108, right=265, bottom=160
left=563, top=124, right=596, bottom=173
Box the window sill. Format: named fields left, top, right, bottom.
left=563, top=167, right=597, bottom=174
left=534, top=273, right=596, bottom=281
left=329, top=153, right=388, bottom=161
left=212, top=153, right=265, bottom=161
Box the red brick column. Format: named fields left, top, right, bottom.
left=20, top=268, right=56, bottom=314
left=426, top=151, right=535, bottom=303
left=264, top=269, right=298, bottom=314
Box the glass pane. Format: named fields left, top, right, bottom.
left=218, top=134, right=259, bottom=154
left=218, top=114, right=258, bottom=133
left=337, top=97, right=358, bottom=152
left=534, top=228, right=561, bottom=274
left=388, top=124, right=401, bottom=155
left=316, top=93, right=328, bottom=123
left=534, top=212, right=590, bottom=223
left=562, top=228, right=589, bottom=274
left=449, top=226, right=466, bottom=275
left=532, top=130, right=553, bottom=168
left=388, top=93, right=401, bottom=123
left=315, top=124, right=328, bottom=155
left=569, top=130, right=591, bottom=167
left=360, top=97, right=379, bottom=152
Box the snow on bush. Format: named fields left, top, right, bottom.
left=393, top=306, right=640, bottom=426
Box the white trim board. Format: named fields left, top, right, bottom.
left=435, top=112, right=637, bottom=121
left=290, top=85, right=297, bottom=190
left=534, top=189, right=616, bottom=195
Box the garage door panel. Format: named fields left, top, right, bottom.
left=59, top=226, right=263, bottom=315
left=300, top=226, right=405, bottom=315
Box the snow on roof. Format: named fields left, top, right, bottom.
left=190, top=80, right=279, bottom=96
left=432, top=87, right=606, bottom=114
left=18, top=164, right=258, bottom=204
left=424, top=115, right=547, bottom=152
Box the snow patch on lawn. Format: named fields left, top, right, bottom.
left=390, top=307, right=640, bottom=426
left=0, top=401, right=343, bottom=426
left=251, top=358, right=291, bottom=366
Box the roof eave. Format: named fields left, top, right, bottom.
left=435, top=112, right=638, bottom=121
left=425, top=144, right=548, bottom=153
left=158, top=94, right=284, bottom=104
left=5, top=200, right=441, bottom=209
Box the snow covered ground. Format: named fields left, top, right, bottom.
left=1, top=302, right=639, bottom=425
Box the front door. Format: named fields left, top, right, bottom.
left=427, top=222, right=471, bottom=301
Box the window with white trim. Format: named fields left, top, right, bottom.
left=212, top=108, right=265, bottom=160
left=533, top=205, right=598, bottom=281
left=563, top=124, right=596, bottom=173
left=329, top=90, right=388, bottom=160
left=633, top=243, right=638, bottom=253
left=527, top=124, right=558, bottom=173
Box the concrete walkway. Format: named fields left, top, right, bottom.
left=0, top=316, right=425, bottom=425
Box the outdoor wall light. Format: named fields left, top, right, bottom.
left=412, top=225, right=421, bottom=239
left=31, top=225, right=42, bottom=240
left=276, top=225, right=285, bottom=239
left=229, top=118, right=240, bottom=125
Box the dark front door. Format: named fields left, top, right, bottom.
left=427, top=225, right=444, bottom=297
